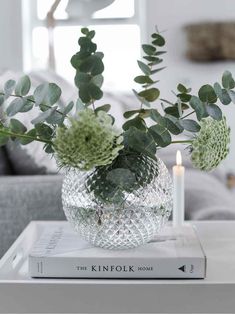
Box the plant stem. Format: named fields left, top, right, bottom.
left=171, top=140, right=193, bottom=144
left=0, top=129, right=53, bottom=145
left=181, top=110, right=195, bottom=119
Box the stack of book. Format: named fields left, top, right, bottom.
left=29, top=223, right=206, bottom=279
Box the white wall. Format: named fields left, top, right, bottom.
left=144, top=0, right=235, bottom=171
left=0, top=0, right=23, bottom=71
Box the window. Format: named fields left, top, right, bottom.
left=24, top=0, right=142, bottom=91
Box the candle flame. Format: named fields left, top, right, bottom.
left=176, top=150, right=182, bottom=166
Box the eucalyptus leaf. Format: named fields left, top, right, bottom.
left=189, top=96, right=205, bottom=120
left=35, top=123, right=53, bottom=140
left=79, top=55, right=104, bottom=76
left=134, top=76, right=153, bottom=84
left=205, top=104, right=222, bottom=120
left=137, top=60, right=151, bottom=75
left=123, top=127, right=156, bottom=160
left=198, top=84, right=217, bottom=103
left=4, top=80, right=16, bottom=96
left=63, top=101, right=74, bottom=115
left=179, top=119, right=201, bottom=132
left=44, top=143, right=54, bottom=154
left=123, top=116, right=146, bottom=131
left=222, top=71, right=235, bottom=89
left=19, top=129, right=37, bottom=145
left=106, top=168, right=136, bottom=189
left=6, top=98, right=25, bottom=116
left=150, top=67, right=166, bottom=75
left=142, top=44, right=156, bottom=55
left=76, top=98, right=85, bottom=111
left=91, top=74, right=104, bottom=88
left=164, top=115, right=184, bottom=135
left=214, top=83, right=231, bottom=105
left=148, top=124, right=171, bottom=147
left=34, top=83, right=62, bottom=106
left=228, top=90, right=235, bottom=104
left=151, top=34, right=165, bottom=46
left=19, top=99, right=34, bottom=112
left=95, top=104, right=111, bottom=113
left=177, top=83, right=188, bottom=93
left=150, top=109, right=166, bottom=126
left=139, top=88, right=160, bottom=102
left=15, top=75, right=31, bottom=96
left=9, top=119, right=27, bottom=134
left=123, top=110, right=141, bottom=119
left=31, top=107, right=57, bottom=125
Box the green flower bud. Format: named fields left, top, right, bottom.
left=190, top=116, right=230, bottom=171
left=54, top=109, right=123, bottom=170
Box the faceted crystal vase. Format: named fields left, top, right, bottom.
left=62, top=154, right=173, bottom=250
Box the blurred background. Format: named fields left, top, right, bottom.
left=0, top=0, right=235, bottom=172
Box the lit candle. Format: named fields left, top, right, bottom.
left=173, top=150, right=185, bottom=227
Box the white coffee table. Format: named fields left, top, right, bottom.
left=0, top=220, right=235, bottom=313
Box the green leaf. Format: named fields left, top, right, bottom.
left=137, top=60, right=151, bottom=75
left=164, top=115, right=184, bottom=135
left=87, top=30, right=95, bottom=39
left=91, top=74, right=104, bottom=88
left=189, top=96, right=205, bottom=120
left=143, top=56, right=161, bottom=62
left=76, top=98, right=85, bottom=111
left=19, top=129, right=37, bottom=145
left=139, top=88, right=160, bottom=102
left=46, top=110, right=64, bottom=125
left=177, top=93, right=191, bottom=102
left=19, top=99, right=34, bottom=112
left=134, top=76, right=153, bottom=84
left=31, top=107, right=58, bottom=125
left=35, top=123, right=53, bottom=140
left=6, top=98, right=25, bottom=116
left=228, top=90, right=235, bottom=103
left=198, top=84, right=217, bottom=103
left=148, top=125, right=171, bottom=147
left=142, top=44, right=156, bottom=55
left=123, top=127, right=156, bottom=160
left=132, top=89, right=151, bottom=107
left=123, top=116, right=146, bottom=131
left=0, top=95, right=4, bottom=106
left=81, top=27, right=89, bottom=35
left=70, top=54, right=83, bottom=69
left=177, top=83, right=188, bottom=93
left=164, top=106, right=180, bottom=118
left=34, top=83, right=62, bottom=106
left=149, top=109, right=166, bottom=126
left=15, top=75, right=31, bottom=96
left=150, top=67, right=166, bottom=75
left=214, top=83, right=231, bottom=105
left=44, top=143, right=54, bottom=154
left=0, top=134, right=9, bottom=146
left=106, top=168, right=136, bottom=189
left=4, top=80, right=16, bottom=96
left=179, top=119, right=201, bottom=132
left=123, top=110, right=141, bottom=119
left=9, top=119, right=27, bottom=134
left=95, top=104, right=111, bottom=113
left=74, top=72, right=91, bottom=88
left=151, top=34, right=165, bottom=47
left=205, top=104, right=222, bottom=120
left=63, top=101, right=74, bottom=115
left=222, top=71, right=235, bottom=89
left=79, top=55, right=104, bottom=76
left=79, top=82, right=103, bottom=103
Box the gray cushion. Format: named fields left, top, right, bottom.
left=0, top=175, right=64, bottom=257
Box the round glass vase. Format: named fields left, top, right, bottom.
left=62, top=153, right=173, bottom=250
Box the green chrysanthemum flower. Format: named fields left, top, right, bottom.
left=54, top=109, right=123, bottom=170
left=190, top=116, right=230, bottom=171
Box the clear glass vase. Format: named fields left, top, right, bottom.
left=62, top=153, right=173, bottom=250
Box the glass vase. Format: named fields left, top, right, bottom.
left=62, top=153, right=173, bottom=250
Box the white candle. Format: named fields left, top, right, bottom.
left=173, top=150, right=185, bottom=227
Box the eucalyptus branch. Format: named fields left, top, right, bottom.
left=0, top=92, right=65, bottom=116
left=0, top=129, right=53, bottom=145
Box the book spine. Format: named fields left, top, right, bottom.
left=29, top=256, right=206, bottom=278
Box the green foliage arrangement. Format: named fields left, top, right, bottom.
left=0, top=27, right=232, bottom=173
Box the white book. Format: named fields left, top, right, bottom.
left=28, top=223, right=206, bottom=279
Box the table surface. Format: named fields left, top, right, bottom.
left=1, top=220, right=235, bottom=313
